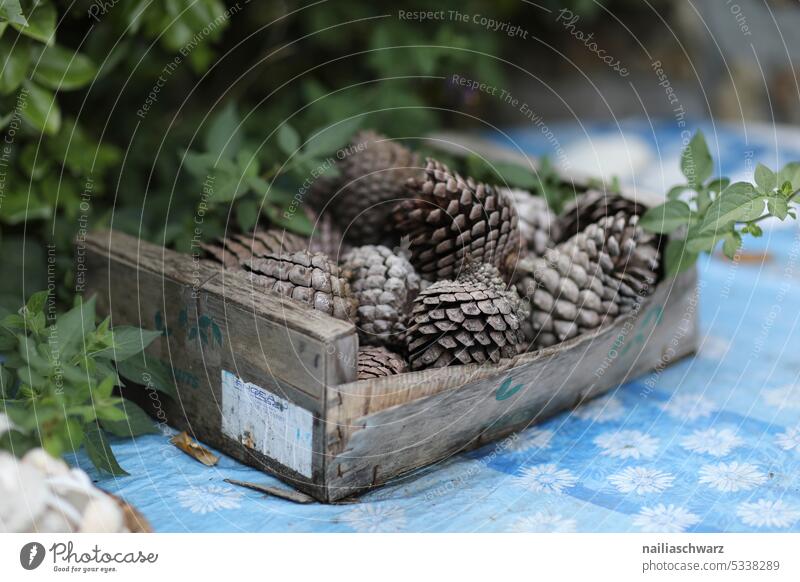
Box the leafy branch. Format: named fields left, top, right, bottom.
left=640, top=131, right=800, bottom=276
left=0, top=291, right=173, bottom=474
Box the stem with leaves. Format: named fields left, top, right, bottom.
left=640, top=131, right=800, bottom=276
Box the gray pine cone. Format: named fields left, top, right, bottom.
left=393, top=158, right=521, bottom=282
left=357, top=346, right=408, bottom=379
left=334, top=131, right=420, bottom=244
left=502, top=187, right=560, bottom=255
left=342, top=245, right=421, bottom=348
left=244, top=250, right=357, bottom=321
left=406, top=263, right=522, bottom=370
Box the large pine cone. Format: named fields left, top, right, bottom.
left=333, top=131, right=419, bottom=244
left=517, top=212, right=661, bottom=348
left=556, top=189, right=642, bottom=243
left=502, top=187, right=560, bottom=255
left=406, top=264, right=522, bottom=370
left=357, top=346, right=408, bottom=379
left=243, top=250, right=357, bottom=321
left=393, top=158, right=521, bottom=282
left=342, top=245, right=421, bottom=348
left=200, top=228, right=308, bottom=268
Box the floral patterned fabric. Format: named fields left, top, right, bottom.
left=75, top=121, right=800, bottom=532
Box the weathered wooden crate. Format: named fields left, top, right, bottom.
left=81, top=146, right=698, bottom=502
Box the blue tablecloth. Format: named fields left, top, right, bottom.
left=77, top=120, right=800, bottom=532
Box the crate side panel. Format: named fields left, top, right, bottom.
left=325, top=270, right=698, bottom=500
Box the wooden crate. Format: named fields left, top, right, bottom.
left=82, top=227, right=697, bottom=502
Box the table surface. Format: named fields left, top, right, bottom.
left=78, top=120, right=800, bottom=532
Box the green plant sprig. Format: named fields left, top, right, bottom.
left=640, top=131, right=800, bottom=276
left=0, top=291, right=172, bottom=475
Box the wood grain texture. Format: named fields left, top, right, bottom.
left=323, top=269, right=698, bottom=500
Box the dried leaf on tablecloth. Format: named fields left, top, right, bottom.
left=170, top=431, right=219, bottom=466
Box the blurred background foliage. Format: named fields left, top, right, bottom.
left=2, top=0, right=790, bottom=311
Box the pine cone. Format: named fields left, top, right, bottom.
left=556, top=189, right=642, bottom=243
left=406, top=263, right=522, bottom=370
left=559, top=211, right=660, bottom=309
left=333, top=131, right=419, bottom=244
left=244, top=250, right=357, bottom=321
left=516, top=247, right=615, bottom=348
left=200, top=228, right=308, bottom=268
left=342, top=245, right=421, bottom=348
left=357, top=346, right=408, bottom=379
left=393, top=158, right=521, bottom=282
left=502, top=187, right=560, bottom=255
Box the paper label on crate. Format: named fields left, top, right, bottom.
left=220, top=370, right=314, bottom=477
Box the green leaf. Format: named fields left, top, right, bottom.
left=0, top=0, right=28, bottom=26
left=235, top=197, right=258, bottom=232
left=263, top=204, right=314, bottom=236
left=722, top=231, right=742, bottom=259
left=768, top=196, right=789, bottom=220
left=778, top=162, right=800, bottom=191
left=0, top=36, right=29, bottom=95
left=205, top=102, right=240, bottom=159
left=100, top=400, right=158, bottom=438
left=50, top=295, right=95, bottom=357
left=11, top=0, right=55, bottom=44
left=20, top=80, right=60, bottom=135
left=31, top=44, right=97, bottom=91
left=83, top=422, right=128, bottom=475
left=94, top=373, right=115, bottom=398
left=664, top=238, right=698, bottom=278
left=754, top=163, right=777, bottom=194
left=116, top=352, right=177, bottom=399
left=25, top=290, right=49, bottom=316
left=706, top=177, right=730, bottom=194
left=640, top=200, right=693, bottom=234
left=490, top=161, right=539, bottom=189
left=700, top=182, right=764, bottom=232
left=666, top=185, right=690, bottom=200
left=681, top=131, right=712, bottom=187
left=95, top=326, right=162, bottom=361
left=303, top=118, right=361, bottom=159
left=277, top=124, right=300, bottom=155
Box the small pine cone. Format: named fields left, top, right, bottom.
left=559, top=211, right=660, bottom=310
left=406, top=263, right=522, bottom=370
left=516, top=248, right=617, bottom=348
left=357, top=346, right=408, bottom=379
left=556, top=189, right=642, bottom=243
left=393, top=158, right=521, bottom=282
left=200, top=228, right=308, bottom=268
left=334, top=131, right=420, bottom=244
left=502, top=188, right=560, bottom=255
left=244, top=250, right=357, bottom=321
left=342, top=245, right=421, bottom=348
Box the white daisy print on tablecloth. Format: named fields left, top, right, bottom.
left=633, top=504, right=700, bottom=532
left=595, top=430, right=659, bottom=460
left=763, top=384, right=800, bottom=410
left=776, top=426, right=800, bottom=452
left=680, top=428, right=743, bottom=457
left=698, top=461, right=766, bottom=492
left=506, top=428, right=554, bottom=452
left=736, top=499, right=800, bottom=529
left=341, top=503, right=407, bottom=533
left=177, top=485, right=244, bottom=514
left=512, top=464, right=578, bottom=494
left=511, top=511, right=577, bottom=533
left=608, top=467, right=675, bottom=494
left=572, top=395, right=625, bottom=423
left=658, top=393, right=716, bottom=420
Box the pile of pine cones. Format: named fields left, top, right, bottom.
left=202, top=131, right=662, bottom=380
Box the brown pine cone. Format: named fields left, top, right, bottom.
left=333, top=131, right=420, bottom=244
left=200, top=228, right=308, bottom=267
left=357, top=346, right=408, bottom=379
left=406, top=263, right=522, bottom=370
left=556, top=189, right=642, bottom=243
left=244, top=250, right=357, bottom=321
left=393, top=158, right=521, bottom=282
